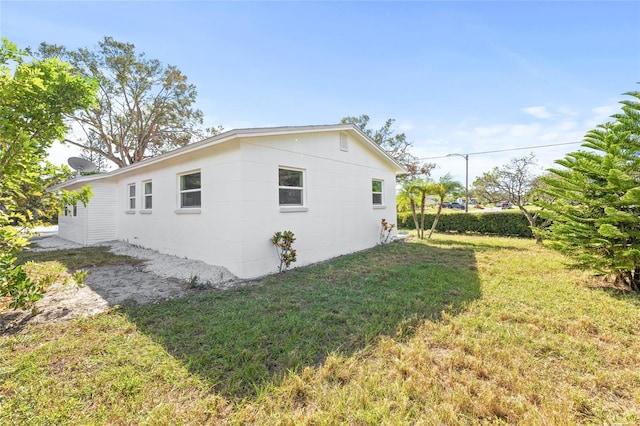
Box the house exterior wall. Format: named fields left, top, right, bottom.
left=112, top=142, right=244, bottom=276
left=86, top=182, right=118, bottom=245
left=56, top=127, right=400, bottom=279
left=57, top=198, right=87, bottom=244
left=236, top=131, right=397, bottom=278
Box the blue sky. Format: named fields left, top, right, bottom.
left=2, top=1, right=639, bottom=183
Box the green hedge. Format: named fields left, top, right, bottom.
left=397, top=211, right=533, bottom=238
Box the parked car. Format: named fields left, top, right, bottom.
left=500, top=202, right=512, bottom=209
left=450, top=202, right=465, bottom=210
left=442, top=201, right=452, bottom=208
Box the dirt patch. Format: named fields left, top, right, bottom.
left=1, top=231, right=250, bottom=334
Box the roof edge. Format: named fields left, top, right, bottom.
left=51, top=123, right=408, bottom=190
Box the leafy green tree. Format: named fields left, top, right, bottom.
left=341, top=114, right=434, bottom=180
left=473, top=154, right=544, bottom=243
left=427, top=174, right=463, bottom=238
left=400, top=178, right=430, bottom=239
left=1, top=38, right=96, bottom=309
left=38, top=37, right=219, bottom=168
left=11, top=162, right=78, bottom=225
left=537, top=90, right=640, bottom=290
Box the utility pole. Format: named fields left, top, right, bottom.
left=447, top=153, right=469, bottom=213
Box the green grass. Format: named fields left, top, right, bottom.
left=2, top=234, right=640, bottom=424
left=125, top=242, right=480, bottom=398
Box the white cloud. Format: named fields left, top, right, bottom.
left=522, top=106, right=552, bottom=119
left=582, top=104, right=620, bottom=129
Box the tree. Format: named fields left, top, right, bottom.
left=37, top=37, right=214, bottom=168
left=400, top=178, right=431, bottom=239
left=472, top=154, right=545, bottom=243
left=341, top=114, right=434, bottom=180
left=427, top=174, right=463, bottom=238
left=1, top=38, right=96, bottom=309
left=537, top=90, right=640, bottom=291
left=11, top=162, right=78, bottom=224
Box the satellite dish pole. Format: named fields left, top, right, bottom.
left=68, top=157, right=98, bottom=176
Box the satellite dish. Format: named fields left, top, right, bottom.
left=68, top=157, right=98, bottom=174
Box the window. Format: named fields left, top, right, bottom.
left=179, top=171, right=201, bottom=208
left=127, top=183, right=136, bottom=210
left=64, top=204, right=76, bottom=217
left=279, top=168, right=304, bottom=206
left=143, top=181, right=153, bottom=210
left=372, top=179, right=383, bottom=206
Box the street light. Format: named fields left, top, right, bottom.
left=446, top=153, right=469, bottom=213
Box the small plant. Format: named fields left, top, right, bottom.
left=71, top=269, right=89, bottom=286
left=271, top=230, right=297, bottom=273
left=187, top=274, right=209, bottom=289
left=379, top=218, right=396, bottom=244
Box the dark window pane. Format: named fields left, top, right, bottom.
left=372, top=194, right=383, bottom=205
left=181, top=173, right=201, bottom=191
left=279, top=169, right=302, bottom=187
left=181, top=191, right=201, bottom=208
left=145, top=195, right=152, bottom=209
left=129, top=185, right=135, bottom=197
left=372, top=180, right=382, bottom=193
left=279, top=188, right=303, bottom=205
left=144, top=182, right=152, bottom=195
left=129, top=198, right=136, bottom=209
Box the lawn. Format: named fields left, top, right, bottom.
left=2, top=234, right=639, bottom=424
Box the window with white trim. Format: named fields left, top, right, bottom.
left=63, top=204, right=77, bottom=216
left=179, top=171, right=201, bottom=208
left=143, top=180, right=153, bottom=210
left=127, top=183, right=136, bottom=210
left=372, top=179, right=383, bottom=206
left=279, top=168, right=304, bottom=206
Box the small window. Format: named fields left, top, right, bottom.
left=127, top=183, right=136, bottom=210
left=179, top=171, right=201, bottom=208
left=63, top=204, right=75, bottom=217
left=143, top=181, right=153, bottom=210
left=279, top=168, right=304, bottom=206
left=372, top=179, right=383, bottom=205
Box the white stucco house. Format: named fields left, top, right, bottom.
left=53, top=124, right=406, bottom=278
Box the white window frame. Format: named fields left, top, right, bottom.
left=127, top=183, right=136, bottom=211
left=278, top=167, right=306, bottom=210
left=372, top=179, right=384, bottom=207
left=142, top=180, right=153, bottom=211
left=178, top=170, right=201, bottom=210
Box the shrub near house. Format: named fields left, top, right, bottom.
left=398, top=211, right=534, bottom=238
